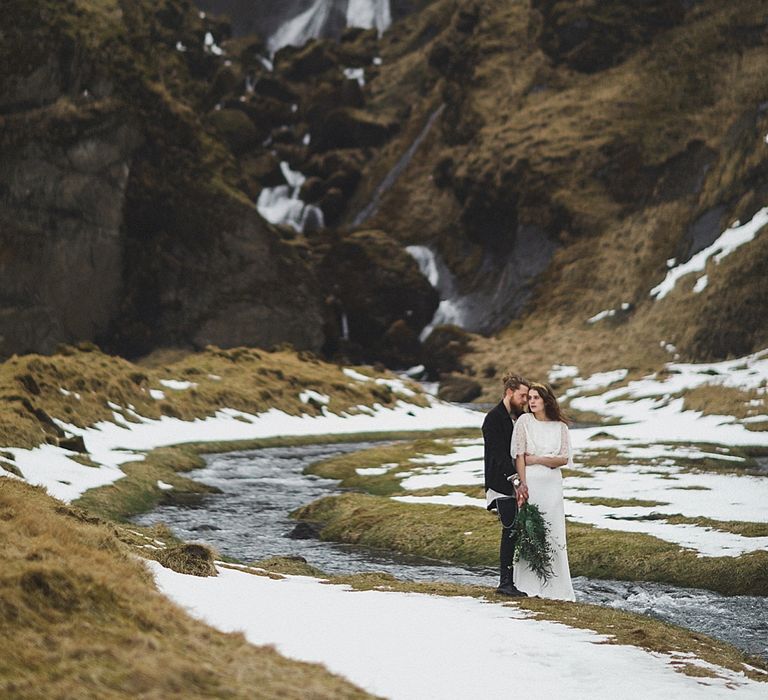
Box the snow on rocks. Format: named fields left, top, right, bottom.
left=159, top=379, right=198, bottom=391
left=650, top=207, right=768, bottom=300
left=149, top=562, right=767, bottom=700
left=299, top=390, right=330, bottom=405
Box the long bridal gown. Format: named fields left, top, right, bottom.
left=511, top=412, right=575, bottom=601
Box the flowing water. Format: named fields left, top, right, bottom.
left=134, top=443, right=768, bottom=661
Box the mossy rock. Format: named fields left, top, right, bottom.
left=533, top=0, right=687, bottom=73
left=314, top=108, right=398, bottom=151
left=155, top=543, right=217, bottom=577
left=438, top=374, right=482, bottom=403
left=206, top=108, right=260, bottom=154
left=422, top=325, right=473, bottom=379
left=319, top=230, right=438, bottom=362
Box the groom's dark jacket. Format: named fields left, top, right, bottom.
left=482, top=401, right=518, bottom=503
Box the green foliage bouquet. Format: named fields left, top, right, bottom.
left=513, top=502, right=554, bottom=583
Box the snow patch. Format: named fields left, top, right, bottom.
left=651, top=207, right=768, bottom=300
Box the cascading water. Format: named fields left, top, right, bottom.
left=346, top=0, right=391, bottom=33
left=256, top=161, right=325, bottom=233
left=268, top=0, right=392, bottom=53
left=407, top=225, right=559, bottom=338
left=406, top=245, right=466, bottom=339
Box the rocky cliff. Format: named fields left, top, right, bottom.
left=2, top=0, right=767, bottom=376
left=0, top=0, right=323, bottom=358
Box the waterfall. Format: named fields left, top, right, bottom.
left=268, top=1, right=335, bottom=53
left=406, top=245, right=466, bottom=340
left=340, top=312, right=350, bottom=341
left=256, top=161, right=325, bottom=233
left=347, top=0, right=391, bottom=34
left=268, top=0, right=392, bottom=54
left=351, top=104, right=445, bottom=227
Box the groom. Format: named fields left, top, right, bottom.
left=482, top=372, right=530, bottom=596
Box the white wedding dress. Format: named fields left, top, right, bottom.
left=511, top=413, right=575, bottom=601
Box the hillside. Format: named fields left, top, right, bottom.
left=3, top=0, right=766, bottom=381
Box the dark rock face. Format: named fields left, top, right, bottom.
left=0, top=0, right=325, bottom=358
left=318, top=230, right=438, bottom=363
left=532, top=0, right=688, bottom=73
left=0, top=103, right=142, bottom=356
left=313, top=107, right=397, bottom=150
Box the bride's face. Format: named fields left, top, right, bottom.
left=528, top=389, right=544, bottom=414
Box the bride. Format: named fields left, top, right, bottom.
left=511, top=382, right=575, bottom=601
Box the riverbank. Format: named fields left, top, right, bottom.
left=150, top=558, right=768, bottom=697
left=0, top=478, right=374, bottom=699
left=2, top=345, right=767, bottom=696
left=292, top=354, right=768, bottom=596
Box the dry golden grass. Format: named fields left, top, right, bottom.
left=0, top=479, right=375, bottom=699
left=683, top=381, right=767, bottom=420
left=0, top=345, right=427, bottom=450
left=357, top=0, right=768, bottom=382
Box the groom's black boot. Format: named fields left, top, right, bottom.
left=496, top=565, right=527, bottom=597
left=495, top=498, right=527, bottom=597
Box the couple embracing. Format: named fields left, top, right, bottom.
left=482, top=372, right=575, bottom=601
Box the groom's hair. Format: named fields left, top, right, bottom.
left=502, top=372, right=530, bottom=392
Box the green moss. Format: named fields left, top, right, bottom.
left=568, top=496, right=669, bottom=508
left=152, top=543, right=218, bottom=577
left=251, top=556, right=326, bottom=578
left=405, top=484, right=485, bottom=499
left=294, top=493, right=768, bottom=596
left=306, top=437, right=461, bottom=495
left=561, top=467, right=594, bottom=478
left=294, top=493, right=498, bottom=567
left=635, top=514, right=768, bottom=538
left=74, top=446, right=217, bottom=522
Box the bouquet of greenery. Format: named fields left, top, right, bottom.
left=513, top=502, right=554, bottom=583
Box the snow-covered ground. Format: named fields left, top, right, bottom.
left=149, top=562, right=766, bottom=700
left=385, top=350, right=768, bottom=557
left=2, top=374, right=478, bottom=503
left=3, top=351, right=767, bottom=698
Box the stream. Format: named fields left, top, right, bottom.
left=133, top=443, right=768, bottom=661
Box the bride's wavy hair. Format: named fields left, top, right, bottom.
left=529, top=382, right=571, bottom=425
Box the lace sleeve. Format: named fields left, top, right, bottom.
left=511, top=415, right=528, bottom=458
left=558, top=422, right=573, bottom=467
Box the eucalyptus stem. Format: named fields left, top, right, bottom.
left=513, top=502, right=555, bottom=583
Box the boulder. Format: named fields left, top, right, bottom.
left=318, top=187, right=346, bottom=223
left=207, top=108, right=260, bottom=154
left=277, top=40, right=338, bottom=81
left=318, top=230, right=439, bottom=363
left=313, top=108, right=397, bottom=151
left=300, top=176, right=326, bottom=203
left=252, top=75, right=299, bottom=103
left=380, top=320, right=423, bottom=369
left=422, top=325, right=473, bottom=379
left=233, top=95, right=297, bottom=131
left=239, top=152, right=283, bottom=197
left=437, top=375, right=482, bottom=403
left=202, top=64, right=242, bottom=111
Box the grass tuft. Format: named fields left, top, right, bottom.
left=0, top=479, right=375, bottom=698
left=153, top=543, right=218, bottom=577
